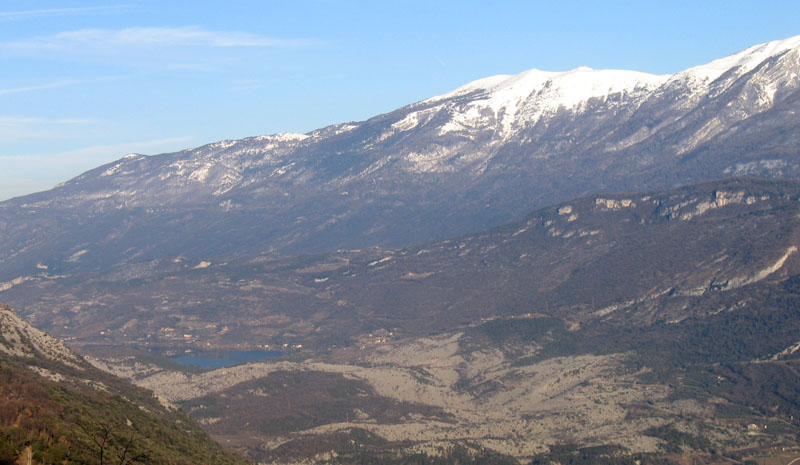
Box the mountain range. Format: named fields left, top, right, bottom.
left=3, top=35, right=800, bottom=464
left=1, top=36, right=800, bottom=282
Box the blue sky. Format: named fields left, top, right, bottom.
left=1, top=1, right=799, bottom=200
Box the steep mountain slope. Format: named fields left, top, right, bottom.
left=2, top=36, right=800, bottom=281
left=0, top=302, right=249, bottom=465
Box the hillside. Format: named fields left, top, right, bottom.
left=0, top=302, right=249, bottom=465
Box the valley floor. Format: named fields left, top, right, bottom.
left=89, top=330, right=788, bottom=463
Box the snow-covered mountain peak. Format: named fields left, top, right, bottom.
left=432, top=73, right=523, bottom=101
left=428, top=35, right=800, bottom=133
left=431, top=66, right=670, bottom=136
left=528, top=67, right=671, bottom=107
left=432, top=66, right=667, bottom=105
left=679, top=34, right=800, bottom=83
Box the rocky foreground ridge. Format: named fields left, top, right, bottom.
left=0, top=301, right=248, bottom=465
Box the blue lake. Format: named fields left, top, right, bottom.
left=170, top=350, right=285, bottom=369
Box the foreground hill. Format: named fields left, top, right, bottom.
left=0, top=302, right=248, bottom=465
left=2, top=36, right=800, bottom=280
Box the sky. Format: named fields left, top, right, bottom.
left=1, top=1, right=799, bottom=201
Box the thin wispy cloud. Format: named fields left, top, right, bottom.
left=307, top=73, right=348, bottom=82
left=1, top=26, right=312, bottom=53
left=0, top=76, right=125, bottom=96
left=0, top=116, right=98, bottom=142
left=0, top=116, right=97, bottom=125
left=0, top=5, right=130, bottom=20
left=0, top=79, right=86, bottom=95
left=0, top=26, right=316, bottom=71
left=229, top=79, right=267, bottom=92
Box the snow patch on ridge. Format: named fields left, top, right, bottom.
left=420, top=34, right=800, bottom=141
left=254, top=132, right=309, bottom=142
left=678, top=35, right=800, bottom=83
left=392, top=109, right=436, bottom=132
left=428, top=67, right=670, bottom=136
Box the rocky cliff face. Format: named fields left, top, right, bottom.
left=1, top=36, right=800, bottom=280
left=0, top=302, right=82, bottom=367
